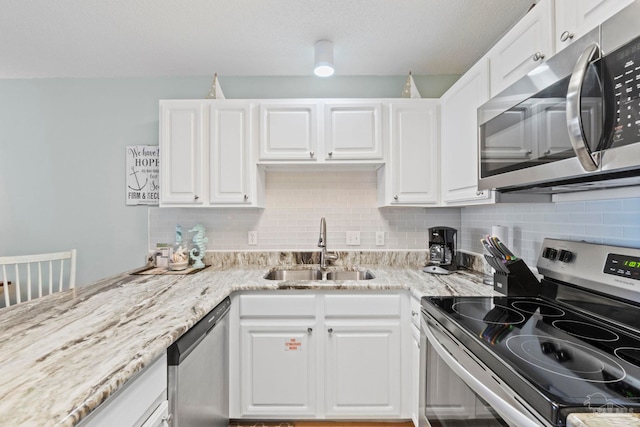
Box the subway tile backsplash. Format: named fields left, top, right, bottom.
left=461, top=198, right=640, bottom=267
left=149, top=171, right=461, bottom=252
left=149, top=170, right=640, bottom=269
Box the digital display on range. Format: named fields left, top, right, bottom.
left=604, top=253, right=640, bottom=281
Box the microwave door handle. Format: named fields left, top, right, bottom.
left=423, top=320, right=541, bottom=427
left=566, top=42, right=601, bottom=172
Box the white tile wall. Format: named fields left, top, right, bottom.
left=461, top=198, right=640, bottom=267
left=149, top=170, right=462, bottom=252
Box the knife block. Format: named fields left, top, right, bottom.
left=493, top=259, right=540, bottom=297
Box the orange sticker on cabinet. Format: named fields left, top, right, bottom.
left=284, top=338, right=302, bottom=351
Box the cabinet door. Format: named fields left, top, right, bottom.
left=209, top=101, right=252, bottom=205
left=440, top=59, right=492, bottom=205
left=259, top=102, right=319, bottom=160
left=159, top=101, right=204, bottom=205
left=388, top=101, right=439, bottom=205
left=324, top=321, right=402, bottom=418
left=239, top=323, right=317, bottom=417
left=324, top=101, right=383, bottom=160
left=410, top=324, right=420, bottom=427
left=489, top=0, right=554, bottom=96
left=555, top=0, right=634, bottom=52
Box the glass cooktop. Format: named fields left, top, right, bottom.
left=423, top=295, right=640, bottom=412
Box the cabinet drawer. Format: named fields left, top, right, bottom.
left=239, top=294, right=316, bottom=317
left=324, top=294, right=401, bottom=317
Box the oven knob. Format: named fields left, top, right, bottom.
left=543, top=247, right=558, bottom=260
left=559, top=250, right=573, bottom=263
left=541, top=342, right=556, bottom=354
left=555, top=349, right=571, bottom=363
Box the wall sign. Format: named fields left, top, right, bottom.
left=126, top=145, right=159, bottom=206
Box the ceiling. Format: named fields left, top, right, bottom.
left=1, top=0, right=534, bottom=79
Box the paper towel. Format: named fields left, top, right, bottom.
left=491, top=225, right=509, bottom=246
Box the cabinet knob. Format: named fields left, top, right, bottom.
left=411, top=310, right=418, bottom=317
left=328, top=328, right=333, bottom=334
left=560, top=31, right=574, bottom=43
left=194, top=195, right=199, bottom=201
left=309, top=151, right=315, bottom=158
left=307, top=327, right=313, bottom=334
left=543, top=149, right=551, bottom=155
left=525, top=150, right=533, bottom=156
left=532, top=52, right=545, bottom=62
left=162, top=413, right=173, bottom=425
left=328, top=151, right=333, bottom=157
left=244, top=194, right=249, bottom=201
left=393, top=195, right=399, bottom=201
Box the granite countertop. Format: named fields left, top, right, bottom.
left=0, top=251, right=497, bottom=427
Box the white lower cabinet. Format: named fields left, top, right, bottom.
left=80, top=354, right=168, bottom=427
left=230, top=291, right=409, bottom=420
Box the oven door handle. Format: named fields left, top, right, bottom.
left=423, top=320, right=541, bottom=427
left=566, top=42, right=601, bottom=172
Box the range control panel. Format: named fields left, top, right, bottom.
left=604, top=253, right=640, bottom=281
left=537, top=239, right=640, bottom=301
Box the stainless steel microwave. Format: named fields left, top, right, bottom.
left=478, top=1, right=640, bottom=194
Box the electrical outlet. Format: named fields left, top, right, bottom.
left=248, top=231, right=258, bottom=245
left=346, top=231, right=360, bottom=246
left=376, top=231, right=385, bottom=246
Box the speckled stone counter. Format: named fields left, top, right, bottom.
left=0, top=250, right=496, bottom=427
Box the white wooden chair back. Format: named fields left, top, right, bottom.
left=0, top=249, right=77, bottom=308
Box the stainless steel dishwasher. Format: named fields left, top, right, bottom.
left=167, top=297, right=230, bottom=427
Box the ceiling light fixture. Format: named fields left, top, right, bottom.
left=314, top=40, right=334, bottom=77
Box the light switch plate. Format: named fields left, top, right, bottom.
left=346, top=231, right=360, bottom=246
left=248, top=231, right=258, bottom=245
left=376, top=231, right=385, bottom=246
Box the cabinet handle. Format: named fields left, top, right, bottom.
left=543, top=149, right=551, bottom=155
left=560, top=31, right=574, bottom=43
left=525, top=150, right=532, bottom=156
left=411, top=310, right=418, bottom=317
left=393, top=195, right=399, bottom=201
left=194, top=195, right=199, bottom=201
left=532, top=52, right=545, bottom=62
left=307, top=327, right=313, bottom=334
left=328, top=328, right=333, bottom=334
left=328, top=151, right=333, bottom=157
left=475, top=191, right=485, bottom=196
left=309, top=151, right=315, bottom=158
left=243, top=194, right=249, bottom=201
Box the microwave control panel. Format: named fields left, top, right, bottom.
left=607, top=35, right=640, bottom=146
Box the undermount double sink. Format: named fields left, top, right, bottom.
left=264, top=266, right=374, bottom=281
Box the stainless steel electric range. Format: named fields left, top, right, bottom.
left=420, top=238, right=640, bottom=427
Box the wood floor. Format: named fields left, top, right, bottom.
left=229, top=422, right=415, bottom=427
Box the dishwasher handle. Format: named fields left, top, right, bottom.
left=167, top=297, right=230, bottom=365
left=422, top=316, right=541, bottom=427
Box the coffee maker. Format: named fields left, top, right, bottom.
left=423, top=226, right=457, bottom=274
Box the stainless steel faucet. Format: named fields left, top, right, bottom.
left=318, top=217, right=338, bottom=269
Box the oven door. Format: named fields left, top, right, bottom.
left=420, top=313, right=549, bottom=427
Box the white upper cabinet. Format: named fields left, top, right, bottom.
left=324, top=101, right=383, bottom=160
left=209, top=101, right=257, bottom=205
left=555, top=0, right=634, bottom=52
left=440, top=58, right=493, bottom=205
left=379, top=100, right=439, bottom=206
left=160, top=100, right=264, bottom=208
left=259, top=101, right=319, bottom=161
left=488, top=0, right=555, bottom=97
left=159, top=101, right=204, bottom=206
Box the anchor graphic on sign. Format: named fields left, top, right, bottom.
left=128, top=166, right=148, bottom=191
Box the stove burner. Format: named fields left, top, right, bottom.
left=552, top=320, right=620, bottom=342
left=511, top=300, right=565, bottom=317
left=615, top=347, right=640, bottom=366
left=505, top=335, right=626, bottom=383
left=452, top=302, right=525, bottom=325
